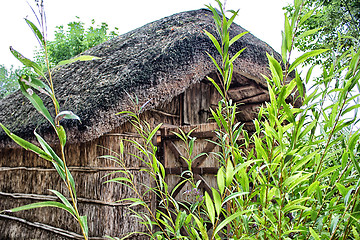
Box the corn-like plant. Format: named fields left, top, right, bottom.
left=107, top=0, right=360, bottom=239
left=0, top=1, right=99, bottom=239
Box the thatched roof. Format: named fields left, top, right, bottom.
left=0, top=8, right=280, bottom=148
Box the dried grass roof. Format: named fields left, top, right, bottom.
left=0, top=8, right=281, bottom=148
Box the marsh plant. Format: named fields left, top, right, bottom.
left=107, top=0, right=360, bottom=239
left=0, top=1, right=99, bottom=239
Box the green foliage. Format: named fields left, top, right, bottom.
left=36, top=17, right=118, bottom=66
left=0, top=65, right=20, bottom=98
left=0, top=18, right=118, bottom=99
left=0, top=2, right=95, bottom=239
left=284, top=0, right=360, bottom=67
left=105, top=0, right=360, bottom=239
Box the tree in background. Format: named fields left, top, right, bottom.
left=285, top=0, right=360, bottom=66
left=0, top=65, right=22, bottom=98
left=1, top=18, right=118, bottom=98
left=36, top=18, right=118, bottom=66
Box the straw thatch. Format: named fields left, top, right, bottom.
left=0, top=8, right=295, bottom=239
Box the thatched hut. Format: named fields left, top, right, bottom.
left=0, top=8, right=289, bottom=239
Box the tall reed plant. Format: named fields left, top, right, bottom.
left=0, top=1, right=99, bottom=239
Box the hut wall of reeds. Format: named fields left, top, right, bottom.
left=0, top=8, right=291, bottom=239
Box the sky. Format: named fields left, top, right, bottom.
left=0, top=0, right=292, bottom=69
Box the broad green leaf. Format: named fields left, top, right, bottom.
left=18, top=76, right=55, bottom=127
left=225, top=160, right=234, bottom=187
left=205, top=192, right=215, bottom=225
left=10, top=47, right=46, bottom=79
left=335, top=183, right=348, bottom=198
left=56, top=125, right=66, bottom=146
left=288, top=49, right=329, bottom=73
left=284, top=14, right=292, bottom=51
left=34, top=131, right=77, bottom=200
left=212, top=188, right=221, bottom=216
left=0, top=123, right=52, bottom=161
left=217, top=167, right=225, bottom=195
left=57, top=55, right=101, bottom=66
left=25, top=18, right=45, bottom=46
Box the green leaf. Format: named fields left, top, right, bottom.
left=55, top=111, right=81, bottom=125
left=284, top=14, right=292, bottom=51
left=146, top=123, right=162, bottom=145
left=192, top=215, right=209, bottom=240
left=288, top=49, right=329, bottom=73
left=309, top=227, right=321, bottom=240
left=229, top=47, right=246, bottom=64
left=56, top=125, right=67, bottom=146
left=207, top=76, right=224, bottom=99
left=316, top=165, right=341, bottom=180
left=57, top=55, right=101, bottom=66
left=79, top=215, right=89, bottom=237
left=229, top=32, right=248, bottom=46
left=10, top=47, right=46, bottom=79
left=217, top=167, right=225, bottom=195
left=0, top=123, right=52, bottom=161
left=299, top=9, right=315, bottom=25
left=25, top=18, right=45, bottom=46
left=203, top=30, right=222, bottom=56
left=104, top=177, right=133, bottom=184
left=222, top=192, right=249, bottom=205
left=34, top=131, right=77, bottom=200
left=48, top=190, right=76, bottom=216
left=18, top=76, right=55, bottom=127
left=225, top=160, right=234, bottom=187
left=335, top=183, right=348, bottom=198
left=297, top=27, right=323, bottom=40
left=206, top=52, right=223, bottom=77
left=213, top=210, right=252, bottom=236
left=212, top=188, right=221, bottom=216
left=7, top=201, right=76, bottom=217
left=205, top=192, right=215, bottom=225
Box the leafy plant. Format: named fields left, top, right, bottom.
left=284, top=0, right=360, bottom=68
left=0, top=64, right=20, bottom=98
left=0, top=18, right=118, bottom=99
left=35, top=17, right=118, bottom=66
left=105, top=0, right=360, bottom=239
left=0, top=1, right=100, bottom=239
